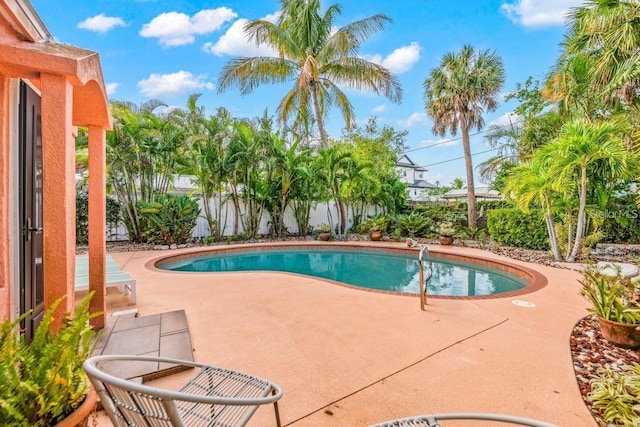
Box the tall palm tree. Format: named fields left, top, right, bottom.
left=423, top=45, right=505, bottom=227
left=542, top=119, right=638, bottom=262
left=217, top=0, right=402, bottom=147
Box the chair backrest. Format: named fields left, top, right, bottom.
left=84, top=355, right=283, bottom=427
left=84, top=357, right=183, bottom=427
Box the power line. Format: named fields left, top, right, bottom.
left=418, top=147, right=501, bottom=168
left=403, top=118, right=524, bottom=154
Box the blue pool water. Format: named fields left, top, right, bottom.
left=160, top=249, right=527, bottom=296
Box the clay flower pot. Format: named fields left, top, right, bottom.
left=438, top=235, right=454, bottom=245
left=318, top=232, right=331, bottom=241
left=597, top=317, right=640, bottom=349
left=55, top=386, right=97, bottom=427
left=369, top=230, right=382, bottom=241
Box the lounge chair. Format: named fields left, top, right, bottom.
left=75, top=256, right=136, bottom=304
left=83, top=355, right=283, bottom=427
left=370, top=413, right=559, bottom=427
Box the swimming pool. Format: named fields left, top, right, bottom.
left=158, top=248, right=529, bottom=297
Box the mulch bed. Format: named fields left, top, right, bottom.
left=570, top=315, right=640, bottom=426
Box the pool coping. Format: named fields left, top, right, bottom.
left=145, top=241, right=548, bottom=300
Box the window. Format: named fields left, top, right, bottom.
left=403, top=171, right=407, bottom=177
left=418, top=173, right=422, bottom=179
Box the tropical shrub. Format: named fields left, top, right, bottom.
left=137, top=194, right=200, bottom=244
left=0, top=294, right=98, bottom=425
left=599, top=196, right=640, bottom=244
left=588, top=364, right=640, bottom=426
left=75, top=183, right=121, bottom=245
left=580, top=268, right=640, bottom=324
left=487, top=208, right=549, bottom=250
left=396, top=211, right=433, bottom=238
left=357, top=215, right=389, bottom=233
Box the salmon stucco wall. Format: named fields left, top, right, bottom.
left=41, top=73, right=76, bottom=325
left=0, top=76, right=11, bottom=319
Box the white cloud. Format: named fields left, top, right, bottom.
left=371, top=104, right=389, bottom=114
left=140, top=8, right=237, bottom=47
left=105, top=82, right=120, bottom=96
left=204, top=12, right=280, bottom=56
left=137, top=71, right=215, bottom=97
left=397, top=112, right=429, bottom=128
left=500, top=0, right=582, bottom=27
left=364, top=42, right=421, bottom=74
left=78, top=14, right=125, bottom=33
left=488, top=112, right=523, bottom=128
left=420, top=138, right=458, bottom=148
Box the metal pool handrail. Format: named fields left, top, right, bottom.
left=418, top=243, right=433, bottom=311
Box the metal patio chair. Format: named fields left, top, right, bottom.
left=84, top=355, right=283, bottom=427
left=370, top=413, right=560, bottom=427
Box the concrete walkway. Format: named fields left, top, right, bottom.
left=93, top=243, right=596, bottom=427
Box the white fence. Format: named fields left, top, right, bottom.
left=106, top=197, right=381, bottom=242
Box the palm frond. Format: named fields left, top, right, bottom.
left=217, top=56, right=296, bottom=95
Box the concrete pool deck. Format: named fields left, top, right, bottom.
left=89, top=242, right=596, bottom=426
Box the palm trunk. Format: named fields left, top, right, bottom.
left=338, top=199, right=347, bottom=237
left=568, top=167, right=588, bottom=262
left=310, top=82, right=329, bottom=147
left=461, top=127, right=477, bottom=228
left=542, top=194, right=562, bottom=260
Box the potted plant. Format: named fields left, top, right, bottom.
left=0, top=293, right=100, bottom=426
left=318, top=223, right=332, bottom=241
left=580, top=268, right=640, bottom=349
left=435, top=221, right=456, bottom=245
left=357, top=216, right=388, bottom=241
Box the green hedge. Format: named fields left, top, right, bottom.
left=488, top=208, right=549, bottom=250
left=599, top=196, right=640, bottom=244
left=75, top=185, right=121, bottom=245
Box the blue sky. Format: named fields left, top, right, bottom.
left=32, top=0, right=581, bottom=187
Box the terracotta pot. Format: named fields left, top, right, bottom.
left=438, top=235, right=454, bottom=245
left=318, top=232, right=331, bottom=241
left=369, top=230, right=382, bottom=241
left=597, top=317, right=640, bottom=349
left=54, top=386, right=97, bottom=427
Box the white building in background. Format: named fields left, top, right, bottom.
left=396, top=154, right=437, bottom=202
left=441, top=187, right=503, bottom=202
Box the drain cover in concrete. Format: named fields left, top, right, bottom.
left=512, top=300, right=536, bottom=308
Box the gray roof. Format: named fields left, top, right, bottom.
left=408, top=180, right=437, bottom=189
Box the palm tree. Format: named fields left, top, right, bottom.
left=314, top=145, right=353, bottom=238
left=504, top=159, right=563, bottom=261
left=564, top=0, right=640, bottom=102
left=217, top=0, right=402, bottom=147
left=451, top=178, right=464, bottom=190
left=423, top=45, right=505, bottom=227
left=542, top=119, right=638, bottom=262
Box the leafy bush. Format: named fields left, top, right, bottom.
left=357, top=215, right=389, bottom=233
left=396, top=211, right=433, bottom=238
left=588, top=364, right=640, bottom=426
left=0, top=294, right=98, bottom=425
left=137, top=194, right=200, bottom=244
left=75, top=184, right=121, bottom=245
left=487, top=208, right=549, bottom=250
left=599, top=196, right=640, bottom=244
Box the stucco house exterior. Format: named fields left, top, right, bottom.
left=0, top=0, right=111, bottom=337
left=396, top=154, right=437, bottom=202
